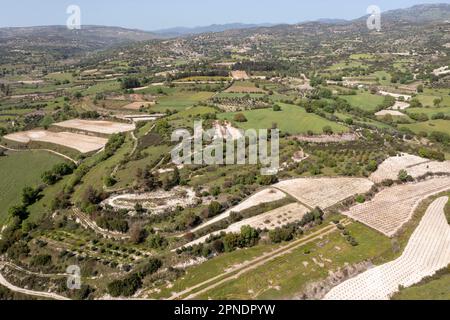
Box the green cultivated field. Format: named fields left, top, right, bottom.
left=218, top=103, right=348, bottom=134
left=416, top=89, right=450, bottom=107
left=0, top=151, right=65, bottom=224
left=392, top=271, right=450, bottom=300
left=153, top=91, right=215, bottom=112
left=72, top=135, right=134, bottom=202
left=341, top=91, right=385, bottom=111
left=407, top=106, right=450, bottom=116
left=401, top=119, right=450, bottom=136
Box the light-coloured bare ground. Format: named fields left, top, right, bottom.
left=103, top=187, right=198, bottom=214
left=344, top=177, right=450, bottom=237
left=118, top=114, right=165, bottom=123
left=72, top=208, right=129, bottom=240
left=375, top=110, right=406, bottom=117
left=293, top=133, right=359, bottom=143
left=379, top=91, right=412, bottom=101
left=0, top=264, right=69, bottom=300
left=169, top=220, right=350, bottom=299
left=274, top=177, right=374, bottom=209
left=369, top=153, right=450, bottom=183
left=182, top=202, right=309, bottom=248
left=187, top=188, right=287, bottom=234
left=53, top=119, right=135, bottom=135
left=230, top=70, right=250, bottom=80
left=390, top=101, right=410, bottom=110
left=121, top=101, right=156, bottom=110
left=224, top=83, right=266, bottom=94
left=213, top=121, right=243, bottom=140
left=3, top=130, right=108, bottom=153
left=17, top=80, right=44, bottom=84
left=433, top=66, right=450, bottom=76
left=326, top=197, right=450, bottom=300
left=108, top=93, right=155, bottom=101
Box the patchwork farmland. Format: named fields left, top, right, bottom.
left=52, top=119, right=135, bottom=136
left=344, top=177, right=450, bottom=237
left=326, top=197, right=450, bottom=300
left=0, top=2, right=450, bottom=302
left=3, top=130, right=108, bottom=154
left=274, top=177, right=374, bottom=209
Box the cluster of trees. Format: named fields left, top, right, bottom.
left=7, top=185, right=43, bottom=224
left=376, top=96, right=396, bottom=112
left=42, top=163, right=75, bottom=185
left=429, top=131, right=450, bottom=145
left=211, top=96, right=272, bottom=110
left=234, top=113, right=247, bottom=122
left=162, top=167, right=181, bottom=191
left=79, top=111, right=100, bottom=119
left=136, top=166, right=161, bottom=191
left=101, top=133, right=125, bottom=160
left=398, top=169, right=414, bottom=183
left=120, top=77, right=141, bottom=90
left=269, top=225, right=296, bottom=243
left=181, top=225, right=260, bottom=258
left=82, top=186, right=108, bottom=213
left=390, top=71, right=414, bottom=84
left=418, top=147, right=445, bottom=162
left=95, top=210, right=129, bottom=233
left=431, top=112, right=450, bottom=121
left=408, top=112, right=429, bottom=122
left=201, top=201, right=222, bottom=219
left=107, top=258, right=162, bottom=297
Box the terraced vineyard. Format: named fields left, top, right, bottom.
left=326, top=197, right=450, bottom=300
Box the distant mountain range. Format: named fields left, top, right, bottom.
left=152, top=23, right=276, bottom=37
left=372, top=3, right=450, bottom=23
left=0, top=25, right=158, bottom=52
left=1, top=3, right=449, bottom=54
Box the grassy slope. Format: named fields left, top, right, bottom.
left=341, top=91, right=385, bottom=112
left=153, top=91, right=215, bottom=112
left=416, top=88, right=450, bottom=107
left=196, top=222, right=392, bottom=299
left=72, top=135, right=134, bottom=202
left=218, top=103, right=348, bottom=135
left=407, top=106, right=450, bottom=116
left=392, top=271, right=450, bottom=300
left=0, top=151, right=65, bottom=224
left=400, top=119, right=450, bottom=135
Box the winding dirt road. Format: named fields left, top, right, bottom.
left=168, top=219, right=351, bottom=300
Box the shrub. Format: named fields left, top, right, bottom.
left=269, top=226, right=295, bottom=243
left=148, top=233, right=168, bottom=250
left=273, top=104, right=282, bottom=112
left=258, top=175, right=278, bottom=186
left=398, top=169, right=412, bottom=182
left=207, top=201, right=222, bottom=218
left=234, top=113, right=247, bottom=123
left=30, top=254, right=52, bottom=267
left=107, top=273, right=142, bottom=297
left=322, top=126, right=333, bottom=135
left=355, top=195, right=366, bottom=203
left=140, top=258, right=162, bottom=276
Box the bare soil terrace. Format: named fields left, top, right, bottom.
left=344, top=177, right=450, bottom=237
left=274, top=177, right=374, bottom=209
left=52, top=119, right=135, bottom=135
left=326, top=197, right=450, bottom=300
left=3, top=130, right=108, bottom=154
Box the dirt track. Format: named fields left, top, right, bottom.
left=72, top=208, right=130, bottom=240
left=0, top=266, right=70, bottom=300
left=168, top=219, right=350, bottom=300
left=326, top=197, right=450, bottom=300
left=0, top=144, right=78, bottom=164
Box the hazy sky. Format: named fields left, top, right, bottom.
left=1, top=0, right=448, bottom=30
